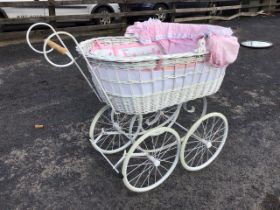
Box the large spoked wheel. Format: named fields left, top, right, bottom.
left=180, top=112, right=228, bottom=171
left=89, top=106, right=137, bottom=154
left=122, top=127, right=180, bottom=192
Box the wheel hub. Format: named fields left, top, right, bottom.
left=148, top=155, right=161, bottom=167
left=195, top=136, right=213, bottom=149
left=205, top=141, right=212, bottom=149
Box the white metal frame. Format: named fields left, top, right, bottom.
left=27, top=23, right=229, bottom=192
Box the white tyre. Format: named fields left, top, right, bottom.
left=180, top=112, right=228, bottom=171
left=122, top=127, right=180, bottom=192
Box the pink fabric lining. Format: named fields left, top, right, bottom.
left=157, top=39, right=197, bottom=54
left=125, top=19, right=240, bottom=67
left=90, top=40, right=163, bottom=57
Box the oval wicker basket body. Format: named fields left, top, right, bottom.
left=78, top=37, right=226, bottom=114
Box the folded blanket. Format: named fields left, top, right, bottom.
left=125, top=19, right=239, bottom=67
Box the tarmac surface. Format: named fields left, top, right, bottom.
left=0, top=15, right=279, bottom=210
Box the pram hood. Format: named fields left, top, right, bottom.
left=125, top=19, right=239, bottom=67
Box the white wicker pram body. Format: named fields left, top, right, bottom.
left=79, top=36, right=226, bottom=114
left=27, top=23, right=232, bottom=193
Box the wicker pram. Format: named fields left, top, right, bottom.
left=27, top=22, right=233, bottom=193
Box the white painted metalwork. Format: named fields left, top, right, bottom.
left=183, top=96, right=208, bottom=119
left=27, top=23, right=230, bottom=193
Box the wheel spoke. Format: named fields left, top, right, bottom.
left=129, top=163, right=151, bottom=184
left=141, top=140, right=149, bottom=151
left=137, top=164, right=154, bottom=187
left=185, top=140, right=201, bottom=145
left=207, top=125, right=225, bottom=141
left=105, top=135, right=115, bottom=150
left=196, top=147, right=207, bottom=166
left=118, top=134, right=121, bottom=148
left=202, top=121, right=207, bottom=136
left=101, top=115, right=111, bottom=123
left=140, top=165, right=154, bottom=188
left=154, top=165, right=157, bottom=183
left=156, top=167, right=163, bottom=177
left=127, top=162, right=150, bottom=177
left=204, top=117, right=220, bottom=139
left=97, top=121, right=112, bottom=126
left=158, top=132, right=168, bottom=150
left=211, top=135, right=224, bottom=143
left=203, top=118, right=209, bottom=136
left=157, top=143, right=176, bottom=159
left=161, top=154, right=177, bottom=161
left=128, top=159, right=149, bottom=169
left=154, top=135, right=160, bottom=150
left=187, top=145, right=205, bottom=165
left=98, top=134, right=110, bottom=147
left=160, top=164, right=169, bottom=172
left=185, top=144, right=204, bottom=153
left=184, top=142, right=203, bottom=159
left=211, top=145, right=218, bottom=150
left=160, top=159, right=173, bottom=164
left=207, top=148, right=214, bottom=156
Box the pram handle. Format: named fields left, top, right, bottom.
left=26, top=22, right=117, bottom=112
left=46, top=40, right=68, bottom=55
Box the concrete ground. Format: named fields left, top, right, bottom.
left=0, top=15, right=279, bottom=210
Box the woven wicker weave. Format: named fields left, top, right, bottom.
left=78, top=36, right=226, bottom=114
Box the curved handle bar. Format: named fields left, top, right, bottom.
left=27, top=23, right=74, bottom=68
left=27, top=22, right=117, bottom=112
left=43, top=30, right=116, bottom=110
left=26, top=22, right=55, bottom=54
left=43, top=31, right=75, bottom=68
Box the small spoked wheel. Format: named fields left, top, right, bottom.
left=122, top=127, right=180, bottom=192
left=89, top=106, right=139, bottom=154
left=180, top=112, right=228, bottom=171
